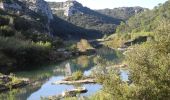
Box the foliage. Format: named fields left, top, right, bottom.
left=92, top=20, right=170, bottom=100
left=71, top=71, right=83, bottom=81
left=0, top=37, right=52, bottom=71
left=0, top=8, right=65, bottom=72
left=103, top=33, right=130, bottom=48
left=0, top=25, right=15, bottom=37
left=126, top=21, right=170, bottom=100
left=116, top=0, right=170, bottom=34
left=96, top=7, right=145, bottom=20
left=92, top=65, right=132, bottom=100
left=77, top=39, right=94, bottom=52
left=35, top=41, right=51, bottom=48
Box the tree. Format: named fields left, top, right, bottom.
left=92, top=20, right=170, bottom=100
left=126, top=20, right=170, bottom=100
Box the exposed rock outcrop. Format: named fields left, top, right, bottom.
left=19, top=0, right=53, bottom=21
left=0, top=0, right=21, bottom=11
left=0, top=0, right=53, bottom=21
left=42, top=87, right=87, bottom=100
left=0, top=74, right=29, bottom=92
left=49, top=0, right=84, bottom=16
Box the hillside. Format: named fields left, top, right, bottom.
left=116, top=0, right=170, bottom=34
left=104, top=0, right=170, bottom=48
left=96, top=7, right=145, bottom=20
left=0, top=0, right=54, bottom=35
left=48, top=0, right=122, bottom=37
left=0, top=0, right=64, bottom=72
left=48, top=0, right=145, bottom=39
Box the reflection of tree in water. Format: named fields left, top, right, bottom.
left=0, top=65, right=66, bottom=100
left=68, top=55, right=95, bottom=73
left=0, top=78, right=47, bottom=100
left=93, top=56, right=109, bottom=66
left=0, top=47, right=124, bottom=100
left=14, top=64, right=66, bottom=81
left=95, top=47, right=124, bottom=64
left=77, top=56, right=89, bottom=68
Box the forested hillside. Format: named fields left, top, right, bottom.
left=0, top=0, right=63, bottom=72
left=49, top=1, right=144, bottom=38
left=92, top=1, right=170, bottom=100
left=104, top=0, right=170, bottom=48
left=96, top=7, right=145, bottom=20
left=116, top=0, right=170, bottom=33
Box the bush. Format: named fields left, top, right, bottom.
left=92, top=20, right=170, bottom=100
left=77, top=39, right=94, bottom=52
left=0, top=37, right=52, bottom=71
left=72, top=71, right=83, bottom=81
left=0, top=26, right=15, bottom=37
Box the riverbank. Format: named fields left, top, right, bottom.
left=0, top=47, right=122, bottom=100
left=0, top=74, right=29, bottom=92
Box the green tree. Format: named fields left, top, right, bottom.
left=126, top=20, right=170, bottom=100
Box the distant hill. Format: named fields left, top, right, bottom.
left=48, top=0, right=145, bottom=39
left=103, top=0, right=170, bottom=48
left=0, top=0, right=146, bottom=40
left=116, top=0, right=170, bottom=34
left=96, top=7, right=146, bottom=20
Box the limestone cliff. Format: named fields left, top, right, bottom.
left=0, top=0, right=53, bottom=21
left=49, top=0, right=83, bottom=16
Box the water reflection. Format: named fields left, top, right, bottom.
left=27, top=76, right=102, bottom=100
left=0, top=47, right=126, bottom=100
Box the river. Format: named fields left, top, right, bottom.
left=0, top=47, right=128, bottom=100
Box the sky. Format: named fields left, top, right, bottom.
left=45, top=0, right=168, bottom=9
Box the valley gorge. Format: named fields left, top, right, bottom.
left=0, top=0, right=170, bottom=100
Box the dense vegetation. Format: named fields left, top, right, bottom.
left=96, top=7, right=145, bottom=20
left=104, top=0, right=170, bottom=48
left=92, top=0, right=170, bottom=100
left=0, top=0, right=170, bottom=99
left=92, top=20, right=170, bottom=100
left=0, top=8, right=64, bottom=73
left=116, top=0, right=170, bottom=34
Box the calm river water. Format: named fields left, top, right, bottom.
left=0, top=47, right=128, bottom=100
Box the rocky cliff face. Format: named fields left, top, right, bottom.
left=49, top=0, right=83, bottom=16
left=19, top=0, right=53, bottom=21
left=0, top=0, right=53, bottom=21
left=0, top=0, right=22, bottom=11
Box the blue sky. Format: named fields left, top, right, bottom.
left=46, top=0, right=168, bottom=9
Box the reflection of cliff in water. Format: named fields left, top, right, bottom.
left=0, top=47, right=122, bottom=100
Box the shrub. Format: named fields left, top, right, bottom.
left=0, top=25, right=15, bottom=37
left=0, top=37, right=51, bottom=71
left=77, top=39, right=94, bottom=52
left=72, top=71, right=83, bottom=81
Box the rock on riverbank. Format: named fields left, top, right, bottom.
left=0, top=74, right=29, bottom=92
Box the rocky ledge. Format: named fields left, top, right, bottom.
left=42, top=87, right=87, bottom=100
left=0, top=0, right=53, bottom=21
left=53, top=78, right=96, bottom=85
left=52, top=76, right=96, bottom=85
